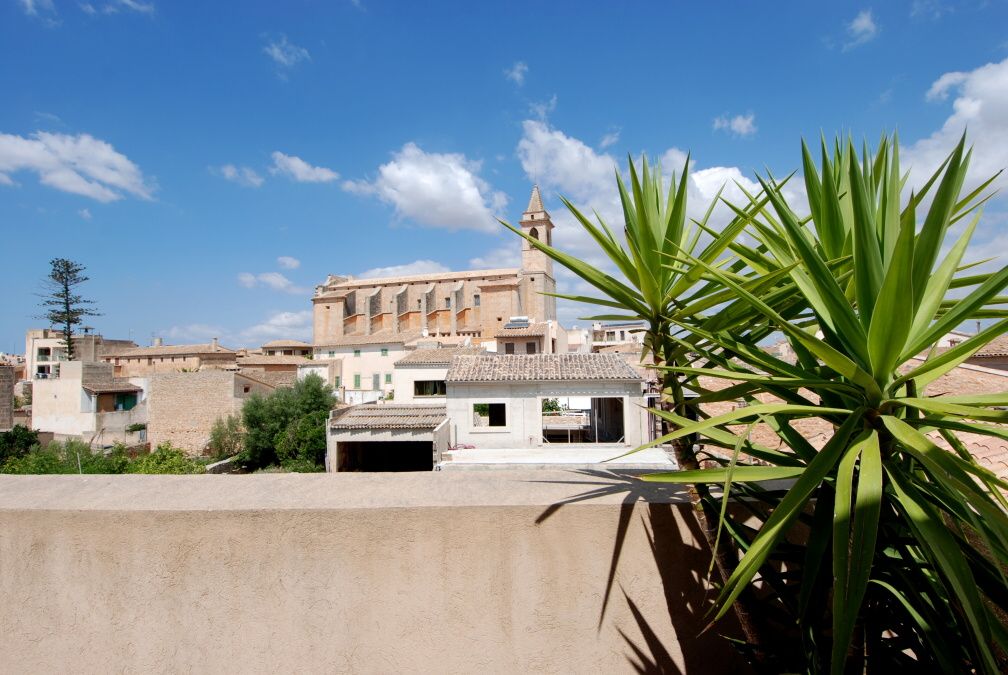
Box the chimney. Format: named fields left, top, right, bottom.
left=212, top=337, right=219, bottom=351
left=153, top=337, right=163, bottom=347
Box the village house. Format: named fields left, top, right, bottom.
left=494, top=317, right=568, bottom=355
left=31, top=361, right=147, bottom=447
left=100, top=338, right=237, bottom=377
left=392, top=346, right=485, bottom=405
left=260, top=339, right=313, bottom=357
left=146, top=370, right=275, bottom=454
left=24, top=328, right=136, bottom=381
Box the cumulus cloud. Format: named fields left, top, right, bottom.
left=237, top=271, right=308, bottom=294
left=239, top=310, right=313, bottom=342
left=78, top=208, right=92, bottom=220
left=599, top=129, right=621, bottom=149
left=342, top=142, right=507, bottom=232
left=844, top=9, right=879, bottom=50
left=270, top=151, right=339, bottom=183
left=529, top=94, right=558, bottom=121
left=264, top=35, right=310, bottom=68
left=713, top=113, right=757, bottom=137
left=904, top=56, right=1008, bottom=193
left=214, top=164, right=264, bottom=187
left=0, top=131, right=154, bottom=202
left=277, top=256, right=300, bottom=269
left=504, top=61, right=528, bottom=85
left=359, top=259, right=451, bottom=279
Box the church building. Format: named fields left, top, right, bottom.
left=312, top=185, right=558, bottom=346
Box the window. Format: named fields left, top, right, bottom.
left=414, top=380, right=446, bottom=397
left=504, top=342, right=515, bottom=354
left=243, top=385, right=251, bottom=394
left=526, top=341, right=537, bottom=354
left=353, top=349, right=361, bottom=357
left=473, top=403, right=506, bottom=427
left=385, top=373, right=392, bottom=384
left=335, top=376, right=341, bottom=387
left=474, top=294, right=480, bottom=307
left=444, top=297, right=451, bottom=309
left=529, top=226, right=539, bottom=240
left=380, top=348, right=388, bottom=357
left=353, top=374, right=361, bottom=388
left=328, top=351, right=335, bottom=358
left=113, top=393, right=137, bottom=411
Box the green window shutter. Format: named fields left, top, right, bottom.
left=385, top=373, right=392, bottom=384
left=353, top=349, right=361, bottom=357
left=335, top=376, right=341, bottom=387
left=381, top=348, right=388, bottom=357
left=353, top=374, right=361, bottom=388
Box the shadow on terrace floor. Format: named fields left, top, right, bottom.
left=531, top=469, right=751, bottom=675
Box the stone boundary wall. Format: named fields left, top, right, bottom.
left=0, top=470, right=747, bottom=674
left=0, top=364, right=13, bottom=430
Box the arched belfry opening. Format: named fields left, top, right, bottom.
left=529, top=227, right=539, bottom=241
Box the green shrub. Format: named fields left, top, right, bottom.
left=275, top=409, right=328, bottom=470
left=0, top=425, right=40, bottom=463
left=241, top=374, right=334, bottom=469
left=126, top=443, right=205, bottom=474
left=1, top=446, right=64, bottom=474
left=208, top=413, right=243, bottom=459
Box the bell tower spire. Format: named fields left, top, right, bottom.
left=519, top=184, right=554, bottom=275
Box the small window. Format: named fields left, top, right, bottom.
left=243, top=385, right=251, bottom=394
left=526, top=341, right=537, bottom=354
left=385, top=373, right=392, bottom=384
left=444, top=297, right=451, bottom=309
left=414, top=380, right=446, bottom=397
left=529, top=226, right=539, bottom=240
left=381, top=348, right=388, bottom=357
left=354, top=349, right=361, bottom=357
left=474, top=294, right=480, bottom=307
left=335, top=376, right=341, bottom=387
left=504, top=342, right=515, bottom=354
left=328, top=351, right=335, bottom=358
left=353, top=374, right=361, bottom=388
left=473, top=403, right=506, bottom=427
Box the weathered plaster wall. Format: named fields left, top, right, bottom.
left=0, top=364, right=13, bottom=430
left=0, top=471, right=746, bottom=674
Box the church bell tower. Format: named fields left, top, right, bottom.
left=519, top=185, right=554, bottom=277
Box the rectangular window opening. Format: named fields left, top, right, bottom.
left=414, top=380, right=446, bottom=397
left=473, top=402, right=506, bottom=427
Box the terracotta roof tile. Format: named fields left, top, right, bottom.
left=395, top=347, right=485, bottom=367
left=82, top=380, right=143, bottom=394
left=314, top=330, right=423, bottom=348
left=495, top=323, right=547, bottom=338
left=330, top=404, right=447, bottom=430
left=104, top=343, right=235, bottom=358
left=445, top=354, right=642, bottom=383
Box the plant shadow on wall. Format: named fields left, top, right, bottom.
left=509, top=136, right=1008, bottom=673
left=532, top=470, right=752, bottom=675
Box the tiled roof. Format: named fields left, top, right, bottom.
left=445, top=354, right=642, bottom=383
left=395, top=347, right=485, bottom=367
left=973, top=334, right=1008, bottom=358
left=315, top=330, right=422, bottom=348
left=495, top=323, right=547, bottom=338
left=104, top=343, right=235, bottom=358
left=261, top=339, right=311, bottom=348
left=320, top=269, right=520, bottom=289
left=82, top=380, right=143, bottom=394
left=330, top=404, right=448, bottom=430
left=237, top=370, right=291, bottom=388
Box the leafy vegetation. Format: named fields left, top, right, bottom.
left=1, top=436, right=203, bottom=475
left=541, top=397, right=563, bottom=413
left=511, top=134, right=1008, bottom=672
left=126, top=444, right=205, bottom=474
left=240, top=374, right=335, bottom=471
left=208, top=413, right=243, bottom=460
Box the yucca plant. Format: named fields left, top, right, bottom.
left=646, top=134, right=1008, bottom=671
left=501, top=157, right=801, bottom=654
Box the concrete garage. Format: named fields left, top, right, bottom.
left=327, top=405, right=450, bottom=472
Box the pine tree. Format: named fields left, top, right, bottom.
left=38, top=258, right=101, bottom=361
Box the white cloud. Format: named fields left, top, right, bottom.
left=504, top=61, right=528, bottom=85
left=214, top=164, right=264, bottom=187
left=240, top=310, right=313, bottom=342
left=713, top=113, right=757, bottom=137
left=469, top=245, right=521, bottom=270
left=343, top=142, right=507, bottom=232
left=0, top=131, right=154, bottom=202
left=517, top=120, right=614, bottom=203
left=599, top=129, right=621, bottom=149
left=844, top=9, right=879, bottom=50
left=78, top=208, right=92, bottom=220
left=270, top=151, right=338, bottom=183
left=79, top=2, right=97, bottom=14
left=529, top=94, right=558, bottom=121
left=264, top=35, right=310, bottom=68
left=237, top=271, right=307, bottom=295
left=20, top=0, right=58, bottom=22
left=164, top=324, right=225, bottom=343
left=102, top=0, right=154, bottom=14
left=359, top=259, right=451, bottom=279
left=277, top=256, right=300, bottom=269
left=904, top=56, right=1008, bottom=194
left=0, top=173, right=14, bottom=186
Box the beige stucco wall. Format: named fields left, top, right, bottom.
left=147, top=371, right=271, bottom=454
left=0, top=364, right=12, bottom=430
left=0, top=471, right=746, bottom=674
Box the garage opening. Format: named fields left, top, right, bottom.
left=541, top=396, right=624, bottom=444
left=337, top=441, right=434, bottom=472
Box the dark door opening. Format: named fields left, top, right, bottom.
left=337, top=441, right=434, bottom=472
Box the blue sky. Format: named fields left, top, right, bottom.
left=2, top=0, right=1007, bottom=353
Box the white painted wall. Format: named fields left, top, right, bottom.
left=393, top=364, right=449, bottom=405
left=446, top=381, right=647, bottom=449
left=315, top=343, right=405, bottom=393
